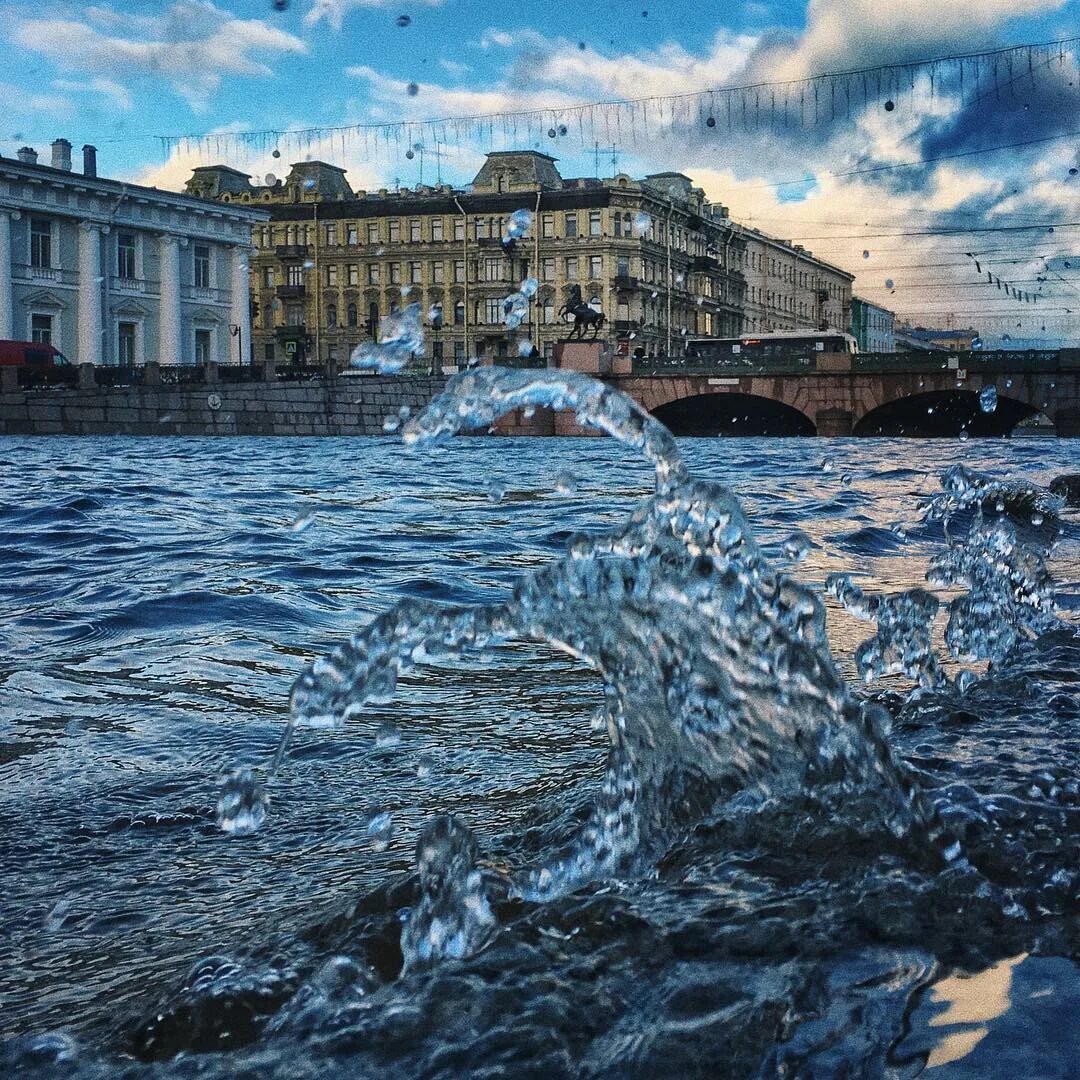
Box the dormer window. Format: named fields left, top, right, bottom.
left=497, top=173, right=507, bottom=192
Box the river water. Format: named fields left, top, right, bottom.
left=2, top=408, right=1080, bottom=1076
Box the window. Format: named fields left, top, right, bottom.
left=453, top=218, right=465, bottom=241
left=389, top=263, right=401, bottom=284
left=286, top=304, right=304, bottom=325
left=30, top=218, right=51, bottom=268
left=588, top=256, right=603, bottom=279
left=614, top=215, right=623, bottom=239
left=367, top=263, right=380, bottom=285
left=542, top=298, right=555, bottom=324
left=541, top=257, right=555, bottom=281
left=117, top=233, right=136, bottom=279
left=474, top=218, right=489, bottom=240
left=389, top=220, right=400, bottom=243
left=588, top=211, right=602, bottom=236
left=484, top=298, right=502, bottom=324
left=541, top=214, right=554, bottom=239
left=194, top=329, right=212, bottom=364
left=431, top=218, right=444, bottom=242
left=118, top=322, right=136, bottom=366
left=409, top=262, right=422, bottom=284
left=496, top=173, right=507, bottom=192
left=194, top=245, right=210, bottom=288
left=327, top=303, right=337, bottom=327
left=325, top=223, right=337, bottom=246
left=454, top=340, right=465, bottom=364
left=347, top=302, right=357, bottom=327
left=617, top=255, right=630, bottom=277
left=432, top=340, right=444, bottom=363
left=454, top=300, right=465, bottom=325
left=264, top=342, right=275, bottom=361
left=347, top=264, right=359, bottom=286
left=453, top=260, right=465, bottom=283
left=287, top=264, right=303, bottom=286
left=263, top=266, right=275, bottom=288
left=432, top=261, right=444, bottom=284
left=410, top=220, right=421, bottom=242
left=326, top=265, right=338, bottom=286
left=564, top=257, right=578, bottom=281
left=565, top=213, right=577, bottom=238
left=367, top=222, right=380, bottom=244
left=347, top=224, right=358, bottom=245
left=31, top=313, right=52, bottom=344
left=368, top=302, right=380, bottom=334
left=617, top=299, right=630, bottom=322
left=482, top=257, right=501, bottom=282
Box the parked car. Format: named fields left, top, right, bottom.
left=0, top=340, right=72, bottom=367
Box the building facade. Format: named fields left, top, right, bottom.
left=737, top=227, right=853, bottom=335
left=895, top=325, right=980, bottom=352
left=850, top=295, right=896, bottom=352
left=0, top=139, right=265, bottom=365
left=186, top=152, right=747, bottom=368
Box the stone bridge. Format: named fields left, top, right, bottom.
left=525, top=345, right=1080, bottom=437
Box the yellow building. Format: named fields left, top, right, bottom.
left=186, top=151, right=747, bottom=368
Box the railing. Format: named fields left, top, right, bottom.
left=110, top=276, right=157, bottom=296
left=494, top=354, right=547, bottom=369
left=628, top=349, right=1080, bottom=377
left=17, top=365, right=80, bottom=389
left=275, top=245, right=311, bottom=259
left=276, top=284, right=306, bottom=299
left=158, top=365, right=209, bottom=385
left=12, top=263, right=79, bottom=286
left=182, top=285, right=231, bottom=304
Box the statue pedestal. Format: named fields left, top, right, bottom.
left=554, top=341, right=613, bottom=375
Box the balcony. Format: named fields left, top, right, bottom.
left=613, top=320, right=639, bottom=336
left=275, top=244, right=311, bottom=259
left=111, top=276, right=157, bottom=296
left=183, top=284, right=231, bottom=304
left=277, top=284, right=306, bottom=300
left=692, top=255, right=720, bottom=272
left=275, top=324, right=308, bottom=338
left=12, top=263, right=78, bottom=286
left=613, top=275, right=639, bottom=290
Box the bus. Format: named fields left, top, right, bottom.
left=685, top=330, right=858, bottom=367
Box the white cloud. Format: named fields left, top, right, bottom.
left=0, top=80, right=74, bottom=120
left=53, top=77, right=135, bottom=113
left=8, top=1, right=307, bottom=111
left=304, top=0, right=443, bottom=32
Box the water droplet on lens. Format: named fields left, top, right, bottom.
left=821, top=457, right=834, bottom=473
left=1031, top=512, right=1044, bottom=526
left=705, top=116, right=716, bottom=127
left=396, top=14, right=411, bottom=26
left=272, top=148, right=281, bottom=157
left=979, top=385, right=998, bottom=413
left=862, top=250, right=870, bottom=259
left=884, top=99, right=895, bottom=111
left=289, top=513, right=315, bottom=533
left=547, top=127, right=557, bottom=138
left=632, top=211, right=652, bottom=237
left=958, top=429, right=970, bottom=442
left=782, top=531, right=812, bottom=563
left=264, top=173, right=277, bottom=186
left=216, top=768, right=268, bottom=836
left=885, top=278, right=894, bottom=289
left=407, top=83, right=419, bottom=97
left=272, top=0, right=288, bottom=10
left=554, top=470, right=576, bottom=494
left=486, top=480, right=505, bottom=503
left=383, top=415, right=400, bottom=433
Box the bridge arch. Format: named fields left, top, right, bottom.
left=853, top=389, right=1041, bottom=437
left=651, top=391, right=816, bottom=436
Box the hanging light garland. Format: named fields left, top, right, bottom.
left=146, top=37, right=1079, bottom=166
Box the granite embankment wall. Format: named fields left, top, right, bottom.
left=0, top=376, right=448, bottom=436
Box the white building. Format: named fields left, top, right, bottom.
left=736, top=227, right=853, bottom=335
left=0, top=139, right=266, bottom=365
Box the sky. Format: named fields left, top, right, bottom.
left=1, top=0, right=1079, bottom=344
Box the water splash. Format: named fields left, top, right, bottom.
left=350, top=304, right=424, bottom=374
left=216, top=768, right=268, bottom=836
left=282, top=368, right=930, bottom=910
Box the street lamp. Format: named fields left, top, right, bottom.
left=428, top=303, right=443, bottom=375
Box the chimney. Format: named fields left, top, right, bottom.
left=51, top=138, right=72, bottom=171
left=82, top=144, right=97, bottom=178
left=16, top=146, right=37, bottom=165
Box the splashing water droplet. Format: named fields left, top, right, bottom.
left=351, top=304, right=424, bottom=374
left=979, top=385, right=998, bottom=413
left=486, top=480, right=505, bottom=503
left=554, top=470, right=577, bottom=495
left=383, top=416, right=400, bottom=433
left=289, top=513, right=315, bottom=533
left=885, top=278, right=894, bottom=290
left=503, top=208, right=532, bottom=242
left=502, top=292, right=529, bottom=329
left=398, top=405, right=411, bottom=420
left=822, top=457, right=834, bottom=473
left=519, top=277, right=539, bottom=298
left=374, top=721, right=401, bottom=749
left=958, top=430, right=970, bottom=442
left=632, top=212, right=652, bottom=237
left=367, top=811, right=394, bottom=851
left=416, top=753, right=435, bottom=778
left=547, top=127, right=557, bottom=138
left=884, top=99, right=895, bottom=111
left=955, top=670, right=977, bottom=694
left=264, top=173, right=277, bottom=186
left=216, top=769, right=268, bottom=836
left=396, top=14, right=411, bottom=26
left=862, top=250, right=870, bottom=259
left=1031, top=512, right=1044, bottom=526
left=841, top=473, right=853, bottom=486
left=782, top=531, right=812, bottom=563
left=406, top=83, right=418, bottom=98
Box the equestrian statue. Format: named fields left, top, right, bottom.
left=558, top=285, right=606, bottom=341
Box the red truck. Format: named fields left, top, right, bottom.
left=0, top=340, right=71, bottom=366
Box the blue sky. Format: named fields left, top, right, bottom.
left=1, top=0, right=1078, bottom=341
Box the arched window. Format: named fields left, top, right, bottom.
left=347, top=302, right=357, bottom=327
left=368, top=302, right=380, bottom=336
left=327, top=304, right=337, bottom=328
left=454, top=300, right=465, bottom=326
